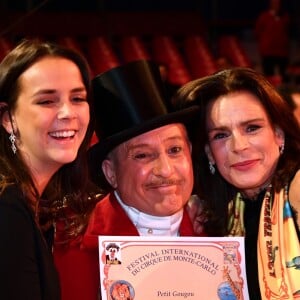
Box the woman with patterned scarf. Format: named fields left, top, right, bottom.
left=173, top=67, right=300, bottom=299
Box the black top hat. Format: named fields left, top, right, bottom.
left=88, top=59, right=199, bottom=187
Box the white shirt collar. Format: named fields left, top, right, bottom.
left=114, top=191, right=183, bottom=236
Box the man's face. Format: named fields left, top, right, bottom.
left=102, top=123, right=194, bottom=216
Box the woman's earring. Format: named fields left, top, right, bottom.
left=279, top=142, right=285, bottom=155
left=9, top=132, right=17, bottom=154
left=209, top=161, right=215, bottom=175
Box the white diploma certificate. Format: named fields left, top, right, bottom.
left=98, top=236, right=249, bottom=300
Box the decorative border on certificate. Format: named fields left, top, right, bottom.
left=98, top=236, right=249, bottom=300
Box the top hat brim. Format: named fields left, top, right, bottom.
left=87, top=105, right=199, bottom=185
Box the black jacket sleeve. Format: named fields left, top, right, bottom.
left=0, top=187, right=60, bottom=300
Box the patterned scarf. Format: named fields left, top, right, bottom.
left=228, top=185, right=300, bottom=299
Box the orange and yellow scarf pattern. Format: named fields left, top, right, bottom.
left=258, top=185, right=300, bottom=299
left=228, top=185, right=300, bottom=299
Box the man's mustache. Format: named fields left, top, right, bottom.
left=145, top=179, right=182, bottom=188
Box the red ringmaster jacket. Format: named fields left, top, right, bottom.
left=53, top=192, right=204, bottom=300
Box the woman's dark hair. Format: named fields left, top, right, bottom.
left=0, top=39, right=100, bottom=233
left=277, top=83, right=300, bottom=110
left=173, top=67, right=300, bottom=235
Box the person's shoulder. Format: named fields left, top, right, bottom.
left=289, top=170, right=300, bottom=207
left=288, top=170, right=300, bottom=229
left=290, top=170, right=300, bottom=192
left=0, top=185, right=26, bottom=208
left=0, top=185, right=36, bottom=239
left=0, top=185, right=33, bottom=222
left=93, top=192, right=113, bottom=209
left=88, top=192, right=113, bottom=225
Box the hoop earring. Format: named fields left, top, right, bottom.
left=209, top=161, right=215, bottom=175
left=9, top=132, right=17, bottom=154
left=279, top=143, right=285, bottom=155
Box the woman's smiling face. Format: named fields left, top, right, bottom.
left=11, top=56, right=90, bottom=178
left=205, top=91, right=284, bottom=197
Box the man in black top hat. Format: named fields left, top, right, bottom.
left=54, top=59, right=203, bottom=300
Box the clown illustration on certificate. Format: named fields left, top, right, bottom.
left=98, top=236, right=249, bottom=300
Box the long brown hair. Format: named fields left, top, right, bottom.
left=0, top=39, right=100, bottom=233
left=173, top=67, right=300, bottom=235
